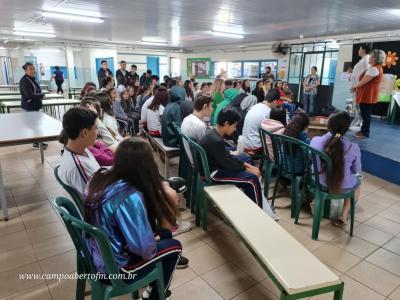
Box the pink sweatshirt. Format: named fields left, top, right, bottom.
left=261, top=119, right=285, bottom=160
left=88, top=140, right=114, bottom=166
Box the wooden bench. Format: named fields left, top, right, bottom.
left=142, top=130, right=179, bottom=178
left=204, top=184, right=344, bottom=300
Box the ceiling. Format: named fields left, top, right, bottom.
left=1, top=0, right=400, bottom=50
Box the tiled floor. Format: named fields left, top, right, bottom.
left=0, top=141, right=400, bottom=300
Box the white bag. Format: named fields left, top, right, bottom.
left=329, top=199, right=344, bottom=220
left=237, top=135, right=245, bottom=154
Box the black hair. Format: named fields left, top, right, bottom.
left=168, top=79, right=177, bottom=88
left=146, top=69, right=152, bottom=75
left=131, top=64, right=137, bottom=69
left=311, top=66, right=318, bottom=72
left=270, top=106, right=287, bottom=126
left=323, top=111, right=351, bottom=193
left=139, top=85, right=150, bottom=95
left=102, top=76, right=114, bottom=88
left=150, top=75, right=159, bottom=82
left=193, top=82, right=199, bottom=88
left=266, top=66, right=271, bottom=70
left=80, top=82, right=97, bottom=98
left=96, top=92, right=114, bottom=116
left=120, top=60, right=126, bottom=64
left=101, top=60, right=107, bottom=65
left=284, top=110, right=309, bottom=139
left=265, top=88, right=281, bottom=103
left=184, top=80, right=194, bottom=99
left=201, top=82, right=208, bottom=90
left=359, top=43, right=371, bottom=54
left=62, top=107, right=97, bottom=140
left=241, top=79, right=250, bottom=93
left=217, top=107, right=241, bottom=126
left=80, top=96, right=102, bottom=117
left=148, top=87, right=169, bottom=110
left=85, top=137, right=178, bottom=231
left=22, top=62, right=34, bottom=70
left=55, top=66, right=60, bottom=71
left=193, top=94, right=212, bottom=111
left=207, top=82, right=212, bottom=86
left=225, top=79, right=233, bottom=86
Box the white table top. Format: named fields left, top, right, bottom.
left=0, top=112, right=62, bottom=146
left=0, top=90, right=50, bottom=96
left=1, top=99, right=80, bottom=108
left=204, top=185, right=341, bottom=294
left=0, top=93, right=62, bottom=101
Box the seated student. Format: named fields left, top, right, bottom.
left=85, top=138, right=182, bottom=300
left=80, top=82, right=97, bottom=99
left=122, top=87, right=140, bottom=134
left=210, top=78, right=225, bottom=122
left=310, top=111, right=361, bottom=227
left=107, top=87, right=134, bottom=135
left=137, top=85, right=151, bottom=112
left=240, top=79, right=251, bottom=94
left=228, top=94, right=258, bottom=143
left=193, top=82, right=200, bottom=98
left=261, top=106, right=287, bottom=160
left=97, top=92, right=124, bottom=141
left=147, top=87, right=169, bottom=137
left=100, top=76, right=114, bottom=92
left=213, top=80, right=240, bottom=124
left=281, top=88, right=296, bottom=120
left=283, top=110, right=310, bottom=174
left=199, top=108, right=278, bottom=220
left=181, top=93, right=213, bottom=142
left=242, top=89, right=280, bottom=154
left=184, top=80, right=194, bottom=101
left=200, top=82, right=210, bottom=95
left=252, top=80, right=265, bottom=103
left=58, top=107, right=101, bottom=196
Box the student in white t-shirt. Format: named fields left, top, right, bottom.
left=242, top=89, right=279, bottom=154
left=97, top=92, right=124, bottom=141
left=181, top=93, right=213, bottom=142
left=146, top=87, right=169, bottom=136
left=58, top=107, right=101, bottom=196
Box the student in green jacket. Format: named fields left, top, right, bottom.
left=213, top=83, right=240, bottom=124
left=210, top=78, right=225, bottom=122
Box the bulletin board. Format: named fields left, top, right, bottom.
left=50, top=66, right=68, bottom=79
left=187, top=58, right=211, bottom=79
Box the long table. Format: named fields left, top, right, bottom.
left=0, top=93, right=63, bottom=102
left=0, top=112, right=63, bottom=220
left=1, top=99, right=80, bottom=118
left=0, top=84, right=48, bottom=90
left=0, top=90, right=50, bottom=96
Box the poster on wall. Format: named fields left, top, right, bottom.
left=187, top=58, right=211, bottom=79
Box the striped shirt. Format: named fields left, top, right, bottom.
left=58, top=147, right=100, bottom=196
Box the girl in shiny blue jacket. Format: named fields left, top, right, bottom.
left=85, top=137, right=181, bottom=299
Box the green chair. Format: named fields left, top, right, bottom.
left=172, top=122, right=194, bottom=211
left=181, top=134, right=213, bottom=230
left=54, top=165, right=84, bottom=215
left=54, top=197, right=166, bottom=300
left=270, top=134, right=309, bottom=218
left=258, top=128, right=279, bottom=200
left=294, top=144, right=356, bottom=240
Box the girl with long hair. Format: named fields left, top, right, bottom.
left=85, top=137, right=181, bottom=299
left=184, top=80, right=194, bottom=101
left=147, top=87, right=169, bottom=137
left=241, top=79, right=251, bottom=94
left=310, top=111, right=361, bottom=226
left=96, top=92, right=123, bottom=141
left=210, top=78, right=225, bottom=121
left=252, top=80, right=265, bottom=103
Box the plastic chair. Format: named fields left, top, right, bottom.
left=180, top=134, right=213, bottom=230
left=294, top=144, right=356, bottom=240
left=258, top=128, right=279, bottom=200
left=54, top=197, right=166, bottom=300
left=270, top=134, right=309, bottom=218
left=54, top=165, right=84, bottom=216
left=172, top=122, right=194, bottom=210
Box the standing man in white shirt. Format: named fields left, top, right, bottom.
left=350, top=44, right=371, bottom=127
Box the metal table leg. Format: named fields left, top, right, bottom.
left=39, top=142, right=44, bottom=164
left=0, top=163, right=9, bottom=221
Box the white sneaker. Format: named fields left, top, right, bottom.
left=172, top=220, right=192, bottom=236
left=262, top=197, right=279, bottom=221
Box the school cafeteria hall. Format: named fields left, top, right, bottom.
left=0, top=1, right=399, bottom=299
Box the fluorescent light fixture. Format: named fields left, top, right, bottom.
left=140, top=40, right=168, bottom=46
left=42, top=11, right=104, bottom=23
left=13, top=31, right=56, bottom=38
left=210, top=30, right=244, bottom=39
left=3, top=40, right=8, bottom=43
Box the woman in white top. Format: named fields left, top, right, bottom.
left=146, top=87, right=170, bottom=137
left=97, top=92, right=123, bottom=141
left=184, top=80, right=194, bottom=101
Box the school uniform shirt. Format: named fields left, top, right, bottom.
left=310, top=132, right=362, bottom=190
left=140, top=96, right=154, bottom=123
left=58, top=147, right=100, bottom=196
left=103, top=113, right=123, bottom=141
left=146, top=105, right=164, bottom=133
left=199, top=128, right=245, bottom=173
left=242, top=103, right=271, bottom=149
left=181, top=114, right=207, bottom=142
left=96, top=118, right=119, bottom=147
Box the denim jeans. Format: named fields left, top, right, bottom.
left=359, top=103, right=373, bottom=137
left=303, top=93, right=316, bottom=115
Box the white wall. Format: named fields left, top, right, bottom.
left=89, top=48, right=118, bottom=85
left=24, top=48, right=67, bottom=81
left=178, top=49, right=289, bottom=81
left=331, top=44, right=353, bottom=109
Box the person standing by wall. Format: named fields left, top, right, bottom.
left=115, top=60, right=129, bottom=87
left=19, top=62, right=46, bottom=149
left=97, top=60, right=113, bottom=87
left=302, top=66, right=320, bottom=116
left=262, top=66, right=275, bottom=82
left=53, top=66, right=64, bottom=94
left=354, top=49, right=385, bottom=139
left=350, top=44, right=371, bottom=128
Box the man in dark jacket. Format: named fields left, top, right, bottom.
left=97, top=60, right=113, bottom=87
left=140, top=69, right=152, bottom=87
left=115, top=60, right=128, bottom=86
left=126, top=64, right=139, bottom=82
left=19, top=62, right=47, bottom=149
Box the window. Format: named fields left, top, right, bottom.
left=170, top=57, right=180, bottom=77
left=260, top=61, right=278, bottom=78
left=243, top=61, right=259, bottom=78
left=213, top=62, right=227, bottom=78
left=227, top=62, right=242, bottom=78
left=321, top=51, right=338, bottom=85
left=288, top=54, right=302, bottom=84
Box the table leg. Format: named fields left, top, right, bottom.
left=165, top=155, right=169, bottom=178
left=0, top=163, right=9, bottom=221
left=7, top=107, right=10, bottom=113
left=39, top=142, right=44, bottom=164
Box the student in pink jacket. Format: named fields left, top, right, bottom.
left=261, top=106, right=287, bottom=160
